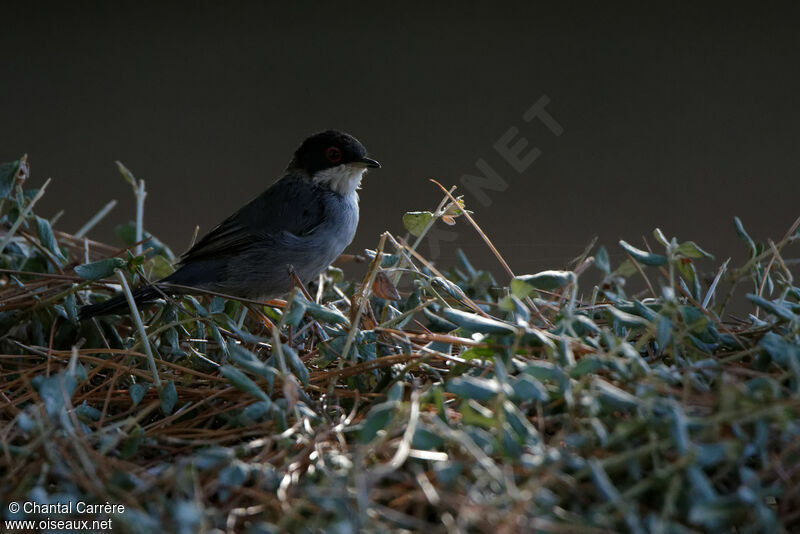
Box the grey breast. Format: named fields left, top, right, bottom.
left=293, top=190, right=359, bottom=283
left=223, top=184, right=359, bottom=299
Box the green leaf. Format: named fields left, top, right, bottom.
left=74, top=257, right=126, bottom=280
left=653, top=228, right=669, bottom=246
left=159, top=381, right=177, bottom=415
left=412, top=426, right=445, bottom=450
left=145, top=255, right=174, bottom=279
left=221, top=365, right=269, bottom=402
left=304, top=300, right=349, bottom=325
left=632, top=300, right=658, bottom=321
left=363, top=249, right=399, bottom=267
left=358, top=402, right=396, bottom=443
left=676, top=257, right=696, bottom=285
left=572, top=314, right=601, bottom=335
left=209, top=322, right=229, bottom=359
left=500, top=422, right=523, bottom=459
left=523, top=361, right=564, bottom=381
left=569, top=357, right=605, bottom=378
left=734, top=216, right=757, bottom=258
left=386, top=381, right=404, bottom=403
left=32, top=372, right=77, bottom=417
left=676, top=241, right=714, bottom=259
left=74, top=403, right=102, bottom=422
left=434, top=461, right=463, bottom=486
left=666, top=401, right=690, bottom=455
left=422, top=308, right=458, bottom=332
left=402, top=211, right=434, bottom=237
left=619, top=240, right=667, bottom=266
left=686, top=465, right=717, bottom=503
left=190, top=447, right=235, bottom=470
left=0, top=159, right=20, bottom=199
left=121, top=425, right=145, bottom=459
left=510, top=374, right=549, bottom=401
left=503, top=400, right=539, bottom=441
left=116, top=160, right=138, bottom=188
left=446, top=375, right=505, bottom=401
left=243, top=400, right=273, bottom=419
left=208, top=297, right=225, bottom=315
left=604, top=306, right=651, bottom=329
left=64, top=291, right=79, bottom=324
left=457, top=248, right=477, bottom=277
left=460, top=346, right=495, bottom=360
left=440, top=308, right=516, bottom=335
left=656, top=315, right=672, bottom=348
left=326, top=265, right=344, bottom=283
left=281, top=344, right=309, bottom=386
left=679, top=306, right=710, bottom=334
left=746, top=294, right=796, bottom=322
left=218, top=460, right=249, bottom=488
left=172, top=501, right=204, bottom=533
left=36, top=216, right=65, bottom=263
left=282, top=291, right=308, bottom=327
left=129, top=382, right=151, bottom=407
left=688, top=500, right=741, bottom=529
left=593, top=378, right=638, bottom=411
left=229, top=344, right=277, bottom=391
left=758, top=332, right=799, bottom=366
left=589, top=459, right=624, bottom=505
left=460, top=400, right=497, bottom=428
left=430, top=277, right=469, bottom=302
left=511, top=270, right=575, bottom=297
left=497, top=295, right=515, bottom=312
left=694, top=442, right=736, bottom=468
left=115, top=221, right=138, bottom=245
left=594, top=245, right=610, bottom=274
left=615, top=259, right=638, bottom=277
left=116, top=221, right=175, bottom=260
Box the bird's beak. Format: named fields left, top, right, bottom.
left=357, top=157, right=381, bottom=169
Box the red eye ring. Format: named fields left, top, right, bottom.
left=326, top=147, right=343, bottom=163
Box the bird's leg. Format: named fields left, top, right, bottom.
left=287, top=264, right=314, bottom=301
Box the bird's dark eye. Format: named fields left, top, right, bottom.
left=326, top=147, right=343, bottom=163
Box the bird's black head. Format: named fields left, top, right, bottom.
left=289, top=130, right=380, bottom=175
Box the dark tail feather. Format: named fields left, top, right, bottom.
left=78, top=285, right=164, bottom=320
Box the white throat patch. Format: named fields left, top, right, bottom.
left=312, top=163, right=367, bottom=196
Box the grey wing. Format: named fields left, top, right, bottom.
left=178, top=176, right=326, bottom=265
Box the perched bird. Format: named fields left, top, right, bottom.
left=79, top=130, right=380, bottom=319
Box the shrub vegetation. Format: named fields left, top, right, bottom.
left=1, top=156, right=799, bottom=533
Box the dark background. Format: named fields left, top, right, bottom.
left=2, top=1, right=799, bottom=286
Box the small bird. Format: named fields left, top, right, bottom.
left=79, top=130, right=380, bottom=319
